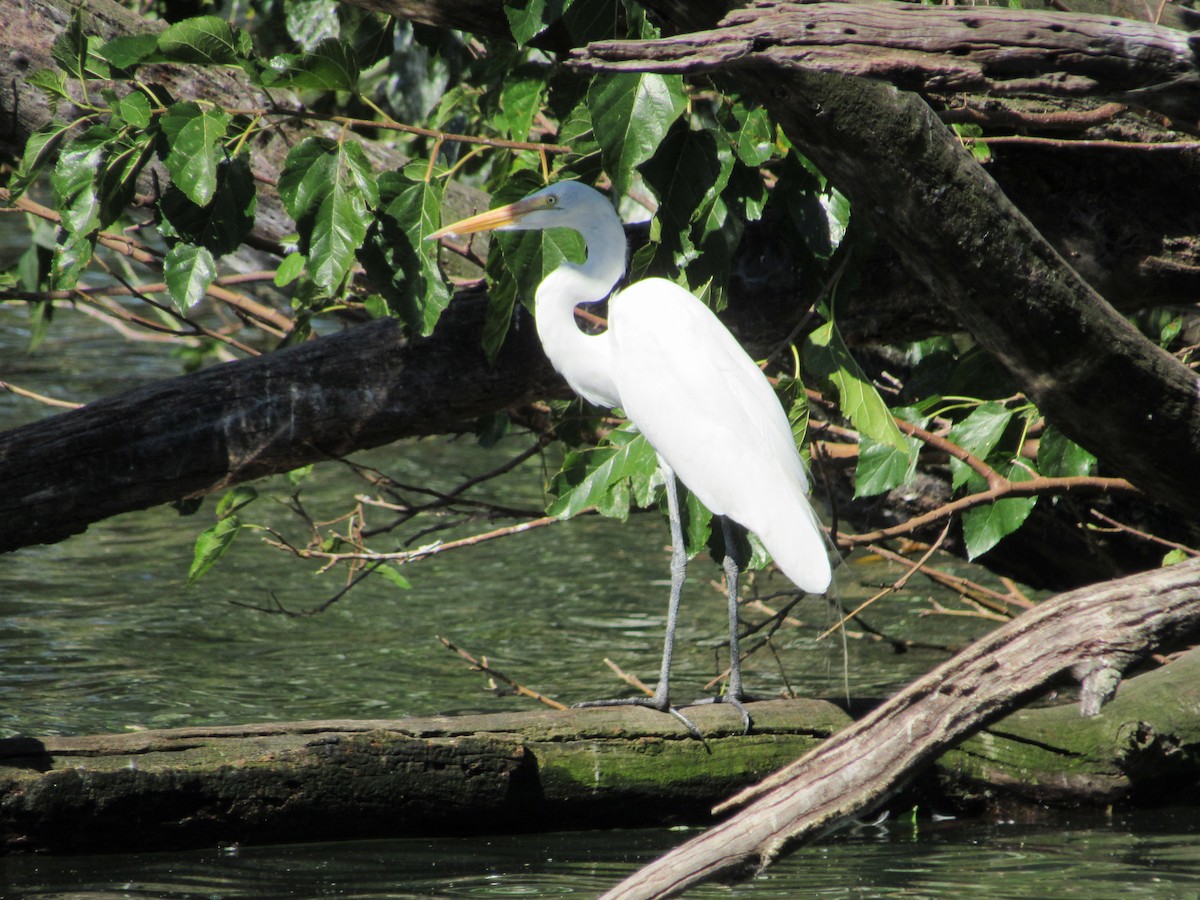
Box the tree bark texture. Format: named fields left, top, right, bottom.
left=591, top=1, right=1200, bottom=121
left=598, top=556, right=1200, bottom=899
left=573, top=2, right=1200, bottom=520
left=0, top=701, right=845, bottom=853
left=0, top=299, right=559, bottom=552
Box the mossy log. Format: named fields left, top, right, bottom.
left=0, top=700, right=844, bottom=853
left=3, top=641, right=1200, bottom=855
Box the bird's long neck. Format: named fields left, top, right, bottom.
left=533, top=213, right=627, bottom=409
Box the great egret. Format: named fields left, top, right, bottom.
left=430, top=181, right=831, bottom=733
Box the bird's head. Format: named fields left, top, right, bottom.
left=428, top=181, right=603, bottom=241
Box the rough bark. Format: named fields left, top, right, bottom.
left=587, top=1, right=1200, bottom=121
left=600, top=556, right=1200, bottom=899
left=0, top=298, right=559, bottom=552
left=574, top=4, right=1200, bottom=520
left=0, top=701, right=845, bottom=853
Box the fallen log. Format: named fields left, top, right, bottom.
left=4, top=599, right=1200, bottom=855
left=0, top=701, right=845, bottom=853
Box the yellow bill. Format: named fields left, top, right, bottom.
left=427, top=194, right=552, bottom=241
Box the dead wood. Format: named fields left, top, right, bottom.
left=598, top=556, right=1200, bottom=899
left=587, top=1, right=1200, bottom=121
left=574, top=6, right=1200, bottom=522
left=0, top=701, right=846, bottom=853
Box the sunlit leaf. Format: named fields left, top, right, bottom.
left=187, top=515, right=242, bottom=584
left=548, top=428, right=659, bottom=521
left=158, top=154, right=257, bottom=256
left=161, top=103, right=231, bottom=206
left=366, top=164, right=452, bottom=335
left=504, top=0, right=567, bottom=45
left=855, top=434, right=920, bottom=497
left=158, top=16, right=251, bottom=66
left=216, top=485, right=258, bottom=518
left=376, top=565, right=412, bottom=590
left=962, top=463, right=1037, bottom=559
left=264, top=39, right=359, bottom=91
left=10, top=120, right=74, bottom=196
left=805, top=320, right=908, bottom=452
left=947, top=402, right=1013, bottom=490
left=99, top=33, right=161, bottom=70
left=587, top=71, right=686, bottom=201
left=733, top=104, right=774, bottom=167
left=164, top=243, right=217, bottom=312
left=279, top=137, right=378, bottom=294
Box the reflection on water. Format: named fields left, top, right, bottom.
left=4, top=304, right=1200, bottom=896
left=6, top=812, right=1200, bottom=897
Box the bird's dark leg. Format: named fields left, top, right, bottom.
left=719, top=515, right=753, bottom=732
left=574, top=463, right=705, bottom=741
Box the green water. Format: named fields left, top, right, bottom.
left=3, top=301, right=1199, bottom=896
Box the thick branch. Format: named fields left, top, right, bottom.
left=601, top=557, right=1200, bottom=899
left=574, top=10, right=1200, bottom=519
left=0, top=299, right=561, bottom=553
left=583, top=1, right=1200, bottom=122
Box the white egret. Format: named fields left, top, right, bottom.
left=430, top=181, right=831, bottom=734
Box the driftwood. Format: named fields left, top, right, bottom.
left=3, top=562, right=1199, bottom=857
left=600, top=556, right=1200, bottom=899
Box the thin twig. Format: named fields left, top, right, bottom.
left=438, top=637, right=568, bottom=710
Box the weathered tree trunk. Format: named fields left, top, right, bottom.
left=574, top=2, right=1200, bottom=520
left=4, top=570, right=1199, bottom=855
left=598, top=556, right=1200, bottom=899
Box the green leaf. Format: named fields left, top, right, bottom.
left=279, top=137, right=378, bottom=294
left=160, top=103, right=231, bottom=206
left=504, top=0, right=567, bottom=45
left=367, top=164, right=452, bottom=335
left=216, top=485, right=258, bottom=518
left=855, top=434, right=919, bottom=497
left=962, top=463, right=1037, bottom=559
left=587, top=72, right=686, bottom=200
left=10, top=120, right=74, bottom=196
left=158, top=154, right=257, bottom=256
left=639, top=121, right=734, bottom=276
left=188, top=515, right=242, bottom=584
left=158, top=16, right=251, bottom=66
left=805, top=320, right=908, bottom=452
left=51, top=8, right=89, bottom=80
left=115, top=91, right=152, bottom=129
left=99, top=33, right=161, bottom=70
left=947, top=402, right=1013, bottom=490
left=734, top=105, right=774, bottom=166
left=274, top=252, right=306, bottom=287
left=284, top=0, right=341, bottom=51
left=497, top=74, right=544, bottom=143
left=1038, top=425, right=1096, bottom=478
left=164, top=243, right=217, bottom=312
left=26, top=68, right=72, bottom=102
left=1162, top=548, right=1190, bottom=567
left=263, top=39, right=360, bottom=91
left=376, top=565, right=412, bottom=590
left=548, top=428, right=659, bottom=520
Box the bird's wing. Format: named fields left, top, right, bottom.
left=609, top=278, right=829, bottom=591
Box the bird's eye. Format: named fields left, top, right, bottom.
left=545, top=195, right=557, bottom=207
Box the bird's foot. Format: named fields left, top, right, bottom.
left=693, top=693, right=753, bottom=733
left=574, top=696, right=706, bottom=742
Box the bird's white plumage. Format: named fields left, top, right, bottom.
left=432, top=180, right=831, bottom=595
left=609, top=278, right=830, bottom=592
